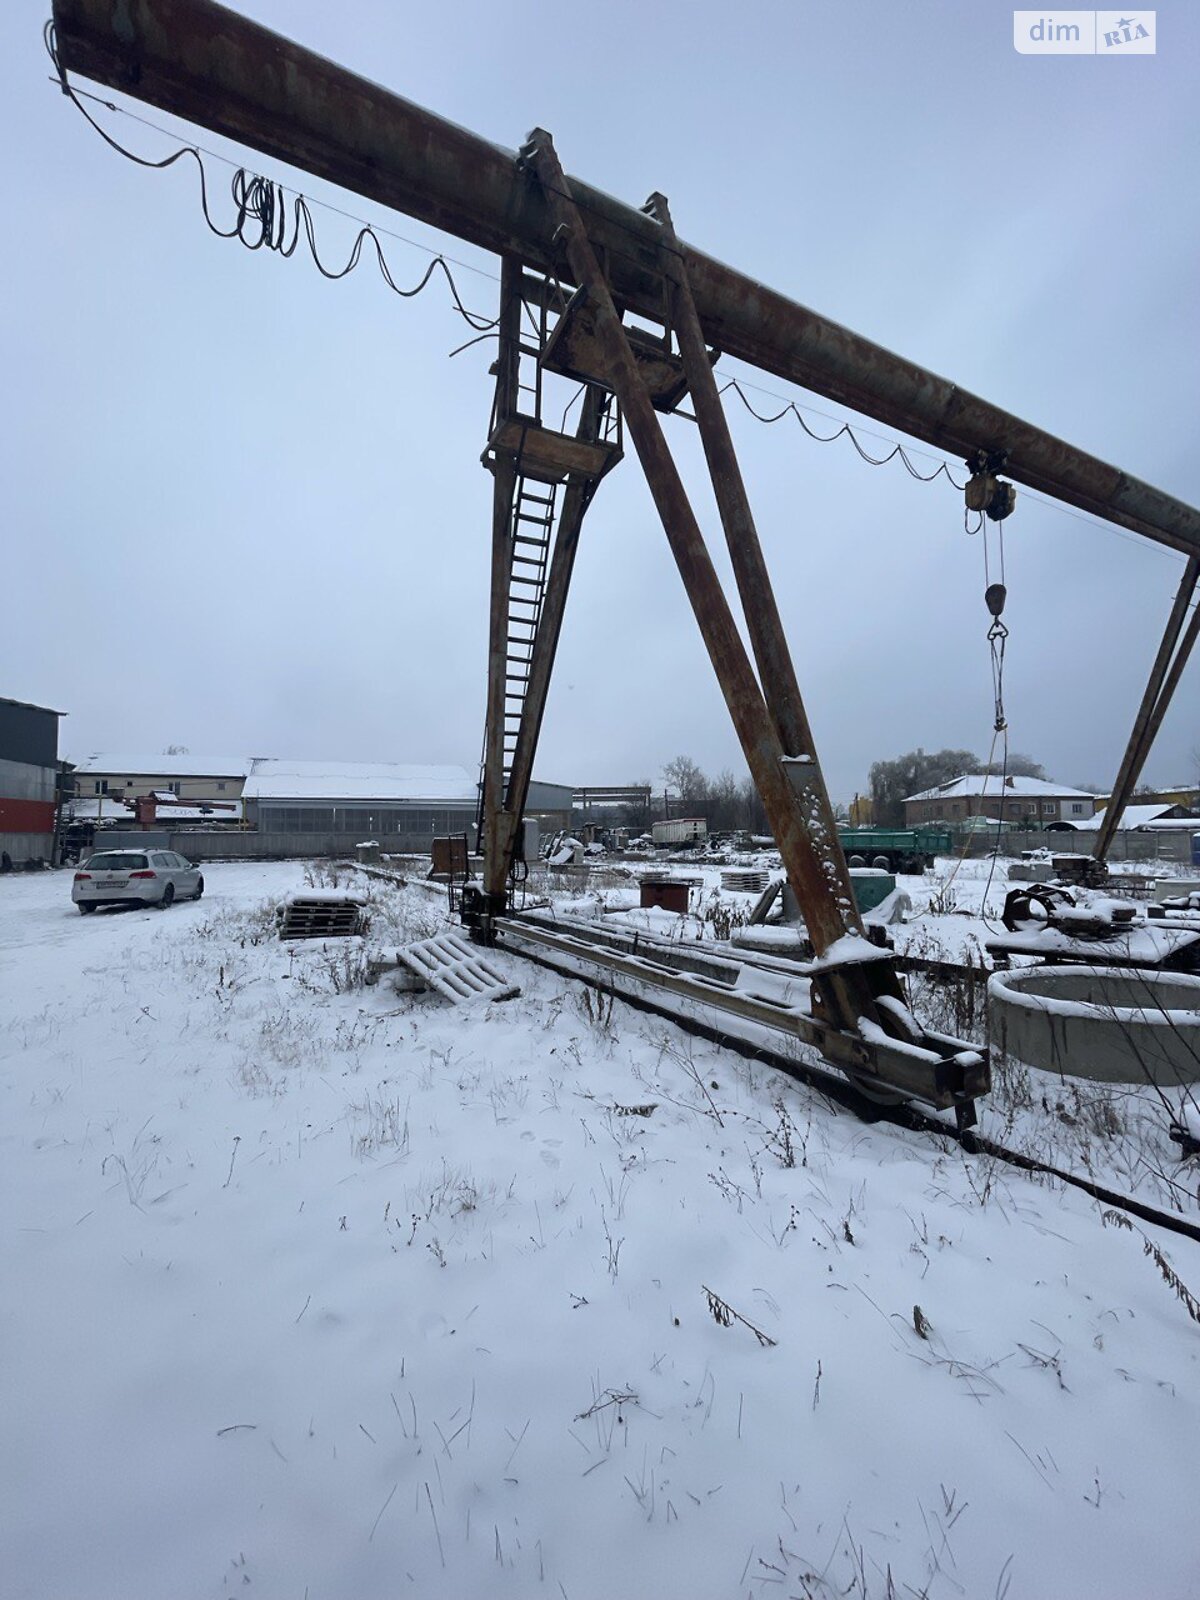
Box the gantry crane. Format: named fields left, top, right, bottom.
left=48, top=0, right=1200, bottom=1123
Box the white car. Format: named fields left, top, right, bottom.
left=73, top=849, right=205, bottom=913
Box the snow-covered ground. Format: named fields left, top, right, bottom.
left=3, top=861, right=1200, bottom=1599
left=545, top=854, right=1200, bottom=1212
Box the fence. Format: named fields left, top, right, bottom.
left=82, top=829, right=458, bottom=862
left=955, top=828, right=1196, bottom=864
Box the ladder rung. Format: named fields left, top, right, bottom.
left=519, top=489, right=555, bottom=508
left=510, top=575, right=543, bottom=587
left=511, top=555, right=544, bottom=568
left=513, top=534, right=549, bottom=547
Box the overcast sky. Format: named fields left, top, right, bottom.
left=2, top=1, right=1196, bottom=802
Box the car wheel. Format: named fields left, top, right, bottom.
left=78, top=903, right=96, bottom=915
left=160, top=882, right=176, bottom=909
left=194, top=876, right=204, bottom=899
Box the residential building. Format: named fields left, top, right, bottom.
left=902, top=774, right=1099, bottom=829
left=71, top=752, right=248, bottom=804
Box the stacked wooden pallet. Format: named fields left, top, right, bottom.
left=721, top=869, right=769, bottom=893
left=277, top=893, right=366, bottom=940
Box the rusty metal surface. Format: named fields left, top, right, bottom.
left=1093, top=557, right=1200, bottom=862
left=540, top=294, right=695, bottom=412
left=480, top=261, right=524, bottom=899
left=51, top=0, right=1200, bottom=558
left=501, top=388, right=609, bottom=841
left=649, top=192, right=861, bottom=946
left=498, top=916, right=987, bottom=1111
left=485, top=419, right=619, bottom=485
left=519, top=131, right=864, bottom=976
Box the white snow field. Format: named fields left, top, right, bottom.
left=2, top=861, right=1199, bottom=1600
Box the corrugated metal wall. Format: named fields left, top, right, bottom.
left=0, top=754, right=57, bottom=862
left=0, top=702, right=59, bottom=768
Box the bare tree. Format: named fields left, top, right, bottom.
left=868, top=747, right=979, bottom=828
left=662, top=756, right=708, bottom=815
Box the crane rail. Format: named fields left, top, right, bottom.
left=349, top=863, right=1200, bottom=1248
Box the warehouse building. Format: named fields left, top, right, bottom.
left=242, top=760, right=575, bottom=850
left=243, top=760, right=480, bottom=848
left=0, top=696, right=64, bottom=866
left=59, top=750, right=575, bottom=858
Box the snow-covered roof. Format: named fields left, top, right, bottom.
left=244, top=760, right=477, bottom=803
left=1070, top=803, right=1185, bottom=832
left=71, top=752, right=249, bottom=778
left=903, top=774, right=1097, bottom=803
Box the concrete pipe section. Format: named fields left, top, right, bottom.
left=988, top=964, right=1200, bottom=1087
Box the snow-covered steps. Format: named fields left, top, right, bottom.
left=396, top=931, right=520, bottom=1004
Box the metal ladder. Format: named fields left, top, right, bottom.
left=476, top=473, right=559, bottom=831
left=502, top=478, right=558, bottom=794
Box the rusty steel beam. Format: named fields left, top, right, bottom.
left=649, top=190, right=860, bottom=942
left=51, top=0, right=1200, bottom=559
left=480, top=260, right=524, bottom=894
left=519, top=130, right=863, bottom=971
left=1094, top=558, right=1200, bottom=862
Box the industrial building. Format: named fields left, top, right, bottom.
left=63, top=753, right=574, bottom=858
left=243, top=760, right=573, bottom=849
left=243, top=760, right=479, bottom=846
left=0, top=696, right=64, bottom=866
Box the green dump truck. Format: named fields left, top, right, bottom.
left=837, top=826, right=951, bottom=874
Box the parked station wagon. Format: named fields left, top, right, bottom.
left=72, top=850, right=204, bottom=913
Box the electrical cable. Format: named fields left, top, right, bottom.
left=46, top=22, right=1191, bottom=569
left=724, top=369, right=1189, bottom=565
left=45, top=22, right=499, bottom=334
left=718, top=376, right=967, bottom=486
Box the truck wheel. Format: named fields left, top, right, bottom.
left=872, top=856, right=890, bottom=871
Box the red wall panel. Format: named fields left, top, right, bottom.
left=0, top=798, right=56, bottom=833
